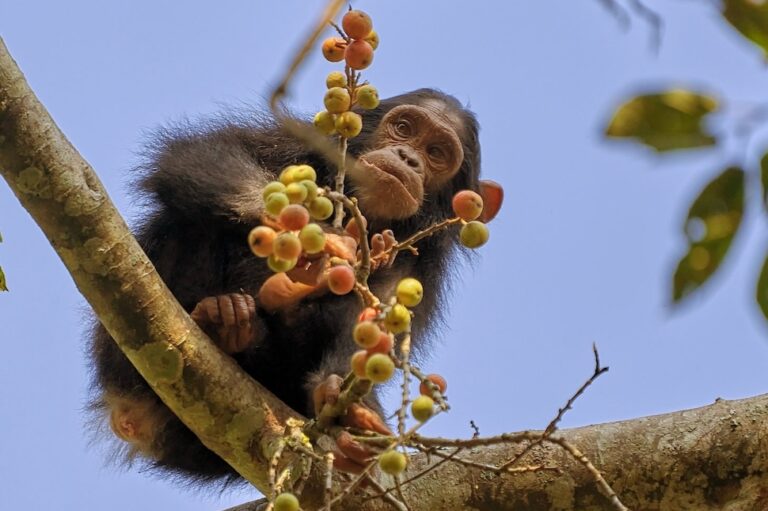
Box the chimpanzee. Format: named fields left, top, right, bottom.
left=89, top=88, right=503, bottom=484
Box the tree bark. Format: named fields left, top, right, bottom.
left=2, top=35, right=768, bottom=511
left=229, top=394, right=768, bottom=511
left=0, top=36, right=301, bottom=492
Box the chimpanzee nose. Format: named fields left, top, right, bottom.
left=397, top=147, right=420, bottom=169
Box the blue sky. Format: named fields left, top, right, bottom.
left=1, top=1, right=768, bottom=509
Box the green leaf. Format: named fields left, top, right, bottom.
left=756, top=252, right=768, bottom=321
left=605, top=89, right=718, bottom=152
left=673, top=167, right=745, bottom=302
left=723, top=0, right=768, bottom=58
left=0, top=266, right=6, bottom=292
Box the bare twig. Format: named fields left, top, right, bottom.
left=269, top=0, right=347, bottom=111
left=325, top=190, right=372, bottom=284
left=323, top=452, right=335, bottom=511
left=397, top=333, right=413, bottom=438
left=376, top=217, right=462, bottom=266
left=499, top=343, right=608, bottom=470
left=333, top=137, right=349, bottom=229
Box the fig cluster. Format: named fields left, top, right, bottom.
left=349, top=277, right=430, bottom=386
left=315, top=10, right=381, bottom=139
left=249, top=165, right=354, bottom=294
left=452, top=190, right=490, bottom=249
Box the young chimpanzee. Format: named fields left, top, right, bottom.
left=90, top=88, right=502, bottom=484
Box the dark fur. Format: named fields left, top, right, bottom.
left=89, top=88, right=482, bottom=484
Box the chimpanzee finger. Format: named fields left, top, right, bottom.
left=190, top=296, right=218, bottom=325
left=336, top=430, right=373, bottom=466
left=333, top=454, right=367, bottom=474
left=217, top=295, right=236, bottom=327
left=342, top=403, right=392, bottom=436
left=371, top=233, right=385, bottom=256
left=382, top=229, right=396, bottom=250
left=312, top=374, right=343, bottom=415
left=324, top=233, right=358, bottom=263
left=244, top=293, right=256, bottom=317
left=229, top=294, right=254, bottom=352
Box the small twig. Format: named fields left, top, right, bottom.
left=412, top=444, right=560, bottom=476
left=376, top=217, right=462, bottom=266
left=354, top=281, right=380, bottom=308
left=325, top=190, right=372, bottom=284
left=364, top=475, right=409, bottom=511
left=408, top=365, right=449, bottom=411
left=333, top=137, right=349, bottom=229
left=269, top=0, right=347, bottom=111
left=394, top=477, right=413, bottom=511
left=627, top=0, right=663, bottom=52
left=499, top=344, right=608, bottom=470
left=329, top=20, right=349, bottom=41
left=413, top=431, right=543, bottom=449
left=595, top=0, right=631, bottom=29
left=267, top=439, right=287, bottom=499
left=327, top=457, right=380, bottom=507
left=397, top=333, right=413, bottom=438
left=323, top=452, right=335, bottom=511
left=470, top=420, right=480, bottom=439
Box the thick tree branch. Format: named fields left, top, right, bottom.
left=229, top=393, right=768, bottom=511
left=0, top=36, right=303, bottom=494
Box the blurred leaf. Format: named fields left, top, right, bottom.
left=756, top=251, right=768, bottom=321
left=605, top=90, right=718, bottom=152
left=723, top=0, right=768, bottom=57
left=673, top=167, right=744, bottom=302
left=0, top=266, right=6, bottom=292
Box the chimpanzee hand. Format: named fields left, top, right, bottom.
left=313, top=374, right=392, bottom=473
left=190, top=293, right=259, bottom=354
left=258, top=232, right=358, bottom=312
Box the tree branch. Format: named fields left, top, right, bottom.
left=0, top=36, right=304, bottom=495
left=231, top=393, right=768, bottom=511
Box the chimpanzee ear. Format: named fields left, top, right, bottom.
left=479, top=180, right=503, bottom=223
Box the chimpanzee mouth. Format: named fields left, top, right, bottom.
left=357, top=157, right=418, bottom=205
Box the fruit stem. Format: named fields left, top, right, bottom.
left=397, top=333, right=412, bottom=437
left=332, top=136, right=348, bottom=229
left=325, top=190, right=372, bottom=285
left=374, top=217, right=463, bottom=267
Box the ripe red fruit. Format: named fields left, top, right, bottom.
left=350, top=350, right=369, bottom=378
left=327, top=265, right=356, bottom=295
left=419, top=374, right=448, bottom=396
left=452, top=190, right=484, bottom=221
left=279, top=204, right=310, bottom=231
left=358, top=307, right=378, bottom=323
left=322, top=37, right=347, bottom=62
left=367, top=332, right=393, bottom=354
left=344, top=40, right=374, bottom=70
left=342, top=10, right=373, bottom=39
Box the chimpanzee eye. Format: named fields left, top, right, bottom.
left=428, top=145, right=447, bottom=162
left=394, top=119, right=412, bottom=137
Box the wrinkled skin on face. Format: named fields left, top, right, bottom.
left=348, top=103, right=465, bottom=220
